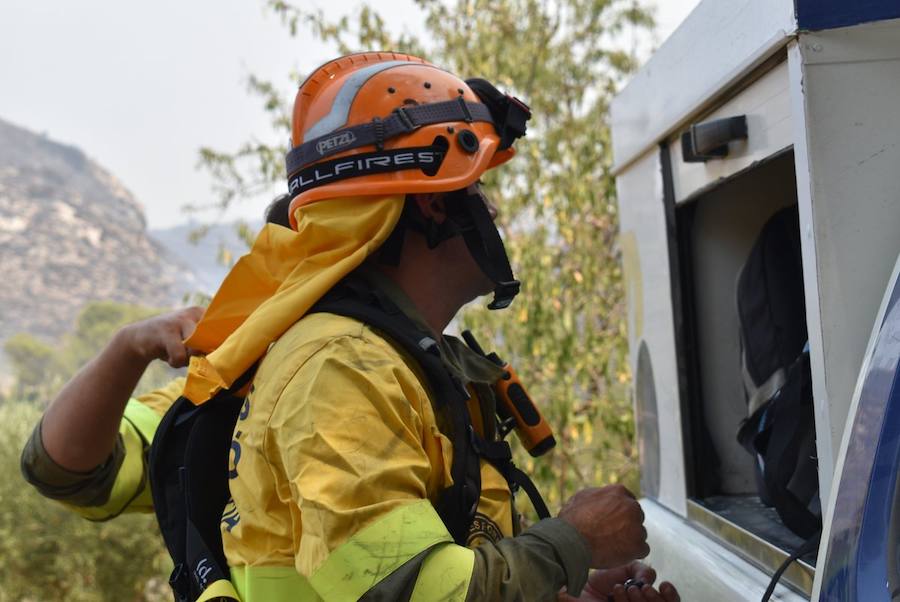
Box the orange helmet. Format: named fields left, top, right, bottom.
left=285, top=52, right=530, bottom=216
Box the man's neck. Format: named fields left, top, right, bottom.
left=370, top=263, right=462, bottom=338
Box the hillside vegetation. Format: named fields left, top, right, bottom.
left=1, top=302, right=178, bottom=602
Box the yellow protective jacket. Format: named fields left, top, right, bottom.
left=219, top=271, right=590, bottom=601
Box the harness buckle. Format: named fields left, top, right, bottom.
left=497, top=417, right=516, bottom=439
left=488, top=280, right=521, bottom=310
left=456, top=96, right=474, bottom=123
left=392, top=106, right=416, bottom=131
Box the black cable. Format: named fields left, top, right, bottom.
left=761, top=531, right=820, bottom=602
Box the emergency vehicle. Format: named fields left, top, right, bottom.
left=611, top=1, right=900, bottom=599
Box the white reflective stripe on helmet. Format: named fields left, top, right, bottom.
left=303, top=60, right=436, bottom=142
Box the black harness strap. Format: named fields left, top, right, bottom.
left=313, top=277, right=549, bottom=539
left=286, top=99, right=494, bottom=176
left=470, top=429, right=551, bottom=520
left=312, top=280, right=482, bottom=545
left=149, top=364, right=258, bottom=601
left=509, top=467, right=551, bottom=520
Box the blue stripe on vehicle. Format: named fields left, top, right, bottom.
left=851, top=342, right=900, bottom=601
left=819, top=267, right=900, bottom=600
left=796, top=0, right=900, bottom=31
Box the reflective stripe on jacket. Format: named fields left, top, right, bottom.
left=20, top=378, right=184, bottom=520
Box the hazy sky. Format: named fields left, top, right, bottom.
left=0, top=0, right=700, bottom=229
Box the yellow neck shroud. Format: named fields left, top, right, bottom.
left=182, top=195, right=404, bottom=405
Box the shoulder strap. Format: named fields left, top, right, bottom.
left=311, top=279, right=482, bottom=544
left=149, top=365, right=257, bottom=601
left=469, top=432, right=551, bottom=520
left=314, top=278, right=552, bottom=538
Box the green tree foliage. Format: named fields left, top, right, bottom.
left=4, top=333, right=62, bottom=404
left=0, top=402, right=169, bottom=602
left=4, top=301, right=182, bottom=405
left=200, top=0, right=653, bottom=511
left=1, top=301, right=178, bottom=600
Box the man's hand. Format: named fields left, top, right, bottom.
left=559, top=485, right=649, bottom=568
left=121, top=306, right=204, bottom=368
left=39, top=306, right=204, bottom=472
left=558, top=562, right=681, bottom=602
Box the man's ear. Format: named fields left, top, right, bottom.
left=411, top=193, right=448, bottom=224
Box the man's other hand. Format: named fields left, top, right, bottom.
left=559, top=484, right=649, bottom=569
left=121, top=307, right=204, bottom=368
left=558, top=561, right=681, bottom=602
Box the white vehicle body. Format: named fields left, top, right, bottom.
left=611, top=1, right=900, bottom=599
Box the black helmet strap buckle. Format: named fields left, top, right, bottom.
left=465, top=78, right=531, bottom=150
left=488, top=280, right=521, bottom=310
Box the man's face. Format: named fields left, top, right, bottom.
left=411, top=182, right=501, bottom=302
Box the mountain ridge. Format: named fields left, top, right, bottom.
left=149, top=219, right=260, bottom=296
left=0, top=117, right=196, bottom=346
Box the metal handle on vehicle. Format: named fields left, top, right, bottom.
left=681, top=115, right=748, bottom=162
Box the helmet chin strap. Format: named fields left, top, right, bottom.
left=443, top=189, right=520, bottom=310
left=379, top=189, right=521, bottom=309
left=380, top=189, right=520, bottom=310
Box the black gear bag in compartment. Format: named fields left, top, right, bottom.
left=735, top=206, right=821, bottom=539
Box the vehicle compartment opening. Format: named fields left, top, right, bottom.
left=675, top=149, right=820, bottom=572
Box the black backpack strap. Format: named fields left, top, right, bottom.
left=316, top=276, right=551, bottom=541
left=150, top=363, right=258, bottom=601
left=313, top=282, right=482, bottom=545
left=469, top=429, right=551, bottom=520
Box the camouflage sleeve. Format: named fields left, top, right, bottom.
left=465, top=518, right=591, bottom=601
left=20, top=377, right=185, bottom=520
left=20, top=416, right=126, bottom=507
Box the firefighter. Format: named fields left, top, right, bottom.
left=24, top=53, right=679, bottom=602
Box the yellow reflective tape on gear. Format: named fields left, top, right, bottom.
left=123, top=397, right=164, bottom=442
left=309, top=500, right=453, bottom=601
left=410, top=543, right=475, bottom=602
left=197, top=579, right=241, bottom=602
left=66, top=399, right=161, bottom=520
left=116, top=398, right=163, bottom=511
left=230, top=566, right=320, bottom=601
